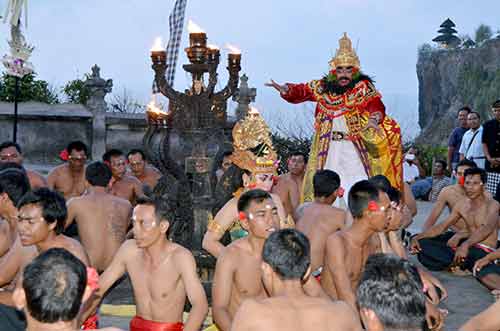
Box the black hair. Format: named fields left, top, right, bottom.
left=458, top=106, right=471, bottom=115
left=357, top=254, right=426, bottom=330
left=102, top=149, right=124, bottom=162
left=85, top=161, right=112, bottom=187
left=369, top=175, right=391, bottom=193
left=468, top=111, right=481, bottom=119
left=262, top=229, right=310, bottom=280
left=222, top=151, right=233, bottom=158
left=289, top=150, right=308, bottom=164
left=237, top=189, right=272, bottom=212
left=457, top=158, right=477, bottom=169
left=348, top=180, right=380, bottom=218
left=23, top=248, right=86, bottom=323
left=17, top=188, right=67, bottom=235
left=136, top=195, right=176, bottom=236
left=0, top=141, right=22, bottom=154
left=492, top=100, right=500, bottom=109
left=66, top=141, right=88, bottom=157
left=386, top=187, right=401, bottom=205
left=435, top=160, right=447, bottom=170
left=313, top=170, right=340, bottom=197
left=0, top=168, right=31, bottom=206
left=464, top=167, right=487, bottom=184
left=127, top=149, right=146, bottom=160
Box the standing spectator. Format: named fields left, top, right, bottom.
left=448, top=107, right=471, bottom=172
left=482, top=100, right=500, bottom=196
left=215, top=151, right=233, bottom=183
left=459, top=111, right=485, bottom=168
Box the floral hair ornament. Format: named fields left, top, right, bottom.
left=337, top=187, right=345, bottom=198
left=367, top=200, right=379, bottom=212
left=238, top=211, right=246, bottom=221
left=458, top=176, right=465, bottom=186
left=59, top=149, right=69, bottom=161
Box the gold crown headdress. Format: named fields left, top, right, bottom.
left=329, top=32, right=360, bottom=70
left=231, top=108, right=277, bottom=174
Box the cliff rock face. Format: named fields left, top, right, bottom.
left=416, top=38, right=500, bottom=145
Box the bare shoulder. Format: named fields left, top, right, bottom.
left=218, top=238, right=247, bottom=263
left=48, top=163, right=68, bottom=176
left=270, top=192, right=284, bottom=204
left=125, top=175, right=142, bottom=185
left=171, top=243, right=195, bottom=262
left=110, top=194, right=132, bottom=208
left=63, top=236, right=90, bottom=265
left=146, top=166, right=162, bottom=176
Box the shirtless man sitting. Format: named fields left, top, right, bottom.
left=0, top=188, right=91, bottom=330
left=66, top=161, right=132, bottom=273
left=0, top=168, right=30, bottom=287
left=296, top=170, right=345, bottom=276
left=357, top=254, right=427, bottom=331
left=231, top=229, right=361, bottom=331
left=421, top=159, right=477, bottom=243
left=12, top=248, right=122, bottom=331
left=212, top=189, right=324, bottom=331
left=103, top=149, right=143, bottom=205
left=411, top=167, right=500, bottom=290
left=127, top=149, right=162, bottom=191
left=84, top=195, right=208, bottom=331
left=0, top=141, right=46, bottom=189
left=321, top=180, right=390, bottom=311
left=48, top=141, right=89, bottom=200
left=202, top=170, right=288, bottom=258
left=272, top=151, right=306, bottom=217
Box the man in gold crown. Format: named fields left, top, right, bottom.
left=202, top=108, right=291, bottom=258
left=267, top=33, right=403, bottom=203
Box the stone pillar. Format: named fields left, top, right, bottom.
left=84, top=65, right=113, bottom=160
left=232, top=74, right=256, bottom=120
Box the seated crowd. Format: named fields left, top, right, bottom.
left=0, top=138, right=499, bottom=331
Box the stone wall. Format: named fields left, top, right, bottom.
left=0, top=101, right=147, bottom=164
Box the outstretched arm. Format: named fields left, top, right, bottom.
left=265, top=79, right=318, bottom=103
left=202, top=199, right=237, bottom=257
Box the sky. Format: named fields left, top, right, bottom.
left=1, top=0, right=499, bottom=140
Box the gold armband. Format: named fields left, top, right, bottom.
left=207, top=215, right=226, bottom=235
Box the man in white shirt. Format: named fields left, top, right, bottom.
left=459, top=111, right=485, bottom=168
left=403, top=152, right=420, bottom=184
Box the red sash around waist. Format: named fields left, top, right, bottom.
left=81, top=314, right=99, bottom=330
left=130, top=316, right=184, bottom=331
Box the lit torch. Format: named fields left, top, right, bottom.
left=225, top=43, right=241, bottom=68
left=150, top=36, right=166, bottom=65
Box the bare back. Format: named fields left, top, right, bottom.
left=47, top=164, right=86, bottom=200
left=273, top=174, right=301, bottom=218
left=296, top=202, right=345, bottom=271
left=67, top=193, right=131, bottom=272
left=232, top=297, right=361, bottom=331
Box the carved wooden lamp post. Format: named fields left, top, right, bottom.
left=144, top=21, right=242, bottom=275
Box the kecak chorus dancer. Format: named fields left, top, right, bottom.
left=267, top=33, right=403, bottom=203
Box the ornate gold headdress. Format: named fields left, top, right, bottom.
left=231, top=108, right=277, bottom=174
left=329, top=32, right=360, bottom=70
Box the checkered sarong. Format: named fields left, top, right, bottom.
left=165, top=0, right=188, bottom=86
left=486, top=172, right=500, bottom=196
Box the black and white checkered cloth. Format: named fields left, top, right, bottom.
left=486, top=172, right=500, bottom=196
left=165, top=0, right=188, bottom=86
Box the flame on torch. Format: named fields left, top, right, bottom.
left=187, top=19, right=205, bottom=33
left=150, top=37, right=165, bottom=52
left=225, top=43, right=241, bottom=54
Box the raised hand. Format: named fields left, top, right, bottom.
left=265, top=79, right=288, bottom=94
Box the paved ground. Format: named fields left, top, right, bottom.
left=93, top=201, right=494, bottom=330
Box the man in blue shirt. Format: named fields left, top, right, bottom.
left=448, top=106, right=471, bottom=172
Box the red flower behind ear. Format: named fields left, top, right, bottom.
left=104, top=160, right=111, bottom=168
left=238, top=211, right=246, bottom=221
left=59, top=149, right=69, bottom=161
left=458, top=176, right=465, bottom=186
left=367, top=201, right=379, bottom=212
left=248, top=183, right=257, bottom=189
left=337, top=187, right=345, bottom=198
